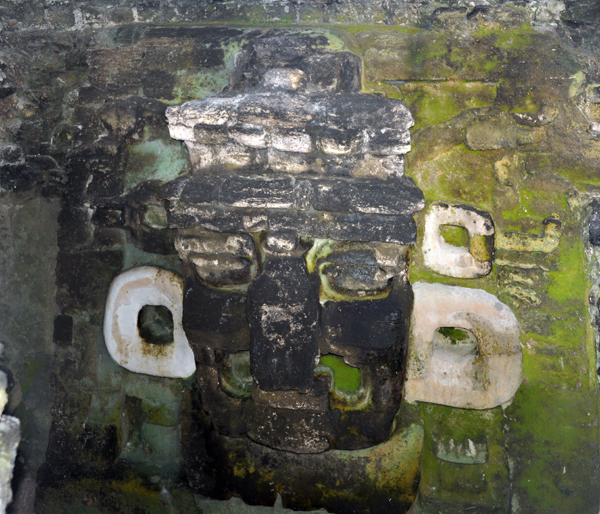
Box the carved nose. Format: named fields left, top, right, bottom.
left=247, top=257, right=319, bottom=393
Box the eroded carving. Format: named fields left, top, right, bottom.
left=163, top=38, right=424, bottom=456
left=405, top=282, right=522, bottom=409
left=422, top=203, right=494, bottom=278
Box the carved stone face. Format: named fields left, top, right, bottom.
left=163, top=37, right=425, bottom=453
left=175, top=228, right=415, bottom=452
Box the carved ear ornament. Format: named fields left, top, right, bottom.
left=423, top=202, right=561, bottom=278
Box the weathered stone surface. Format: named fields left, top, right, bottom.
left=166, top=37, right=414, bottom=179
left=4, top=7, right=600, bottom=514
left=103, top=266, right=195, bottom=378
left=590, top=199, right=600, bottom=246
left=495, top=216, right=561, bottom=253
left=406, top=283, right=522, bottom=409
left=174, top=174, right=424, bottom=216
left=0, top=414, right=20, bottom=512
left=422, top=203, right=494, bottom=278
left=465, top=109, right=534, bottom=151
left=247, top=258, right=319, bottom=393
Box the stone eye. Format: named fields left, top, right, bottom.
left=175, top=232, right=260, bottom=288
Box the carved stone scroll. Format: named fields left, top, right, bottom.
left=405, top=282, right=522, bottom=409
left=422, top=203, right=495, bottom=278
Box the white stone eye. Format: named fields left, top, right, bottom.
left=103, top=266, right=195, bottom=378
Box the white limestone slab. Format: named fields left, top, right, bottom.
left=422, top=203, right=494, bottom=278
left=103, top=266, right=195, bottom=378
left=405, top=282, right=522, bottom=409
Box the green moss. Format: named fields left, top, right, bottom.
left=504, top=385, right=599, bottom=514
left=124, top=127, right=190, bottom=193
left=165, top=68, right=230, bottom=106
left=319, top=355, right=361, bottom=394
left=493, top=24, right=537, bottom=51
left=439, top=224, right=470, bottom=247
left=36, top=476, right=178, bottom=514
left=547, top=238, right=585, bottom=303
left=437, top=327, right=470, bottom=343
left=393, top=80, right=497, bottom=128
left=21, top=354, right=44, bottom=396
left=410, top=145, right=496, bottom=210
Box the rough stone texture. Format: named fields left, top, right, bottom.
left=103, top=266, right=195, bottom=378
left=422, top=203, right=494, bottom=278
left=406, top=282, right=522, bottom=409
left=0, top=0, right=598, bottom=513
left=0, top=414, right=19, bottom=513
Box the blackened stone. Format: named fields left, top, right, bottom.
left=195, top=364, right=249, bottom=437
left=0, top=145, right=22, bottom=163
left=0, top=162, right=43, bottom=191
left=253, top=35, right=328, bottom=65
left=326, top=94, right=414, bottom=131
left=144, top=26, right=243, bottom=43
left=248, top=257, right=319, bottom=393
left=0, top=83, right=16, bottom=99
left=237, top=92, right=322, bottom=128
left=137, top=305, right=174, bottom=346
left=182, top=274, right=249, bottom=336
left=142, top=70, right=176, bottom=100
left=168, top=204, right=418, bottom=244
left=246, top=403, right=334, bottom=453
left=220, top=176, right=295, bottom=209
left=114, top=24, right=148, bottom=45
left=56, top=250, right=123, bottom=314
left=320, top=282, right=411, bottom=358
left=53, top=315, right=73, bottom=347
left=57, top=206, right=95, bottom=251
left=179, top=175, right=224, bottom=204
left=590, top=199, right=600, bottom=246
left=304, top=52, right=362, bottom=93
left=310, top=177, right=424, bottom=216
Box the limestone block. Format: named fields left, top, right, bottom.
left=405, top=282, right=522, bottom=409
left=103, top=266, right=195, bottom=378
left=422, top=203, right=494, bottom=278
left=0, top=415, right=19, bottom=513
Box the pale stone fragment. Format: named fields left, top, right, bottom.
left=166, top=96, right=239, bottom=141
left=262, top=68, right=306, bottom=90
left=267, top=148, right=313, bottom=173
left=228, top=123, right=268, bottom=148
left=495, top=216, right=561, bottom=253
left=0, top=415, right=19, bottom=513
left=270, top=127, right=312, bottom=153
left=405, top=282, right=522, bottom=409
left=103, top=266, right=195, bottom=378
left=422, top=203, right=494, bottom=278
left=432, top=436, right=489, bottom=465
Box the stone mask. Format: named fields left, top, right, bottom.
left=162, top=38, right=425, bottom=453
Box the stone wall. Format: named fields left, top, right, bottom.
left=0, top=1, right=599, bottom=513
